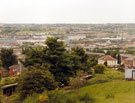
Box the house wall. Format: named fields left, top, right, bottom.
left=123, top=60, right=133, bottom=67
left=133, top=60, right=135, bottom=67
left=98, top=60, right=117, bottom=67
left=125, top=69, right=132, bottom=79
left=9, top=68, right=13, bottom=77
left=107, top=60, right=117, bottom=66
left=9, top=68, right=18, bottom=77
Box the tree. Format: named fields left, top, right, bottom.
left=45, top=37, right=74, bottom=85
left=106, top=50, right=118, bottom=58
left=23, top=37, right=93, bottom=86
left=23, top=37, right=75, bottom=85
left=104, top=61, right=108, bottom=66
left=69, top=70, right=87, bottom=94
left=23, top=47, right=47, bottom=67
left=71, top=47, right=90, bottom=72
left=117, top=54, right=121, bottom=64
left=71, top=47, right=88, bottom=64
left=1, top=48, right=17, bottom=69
left=0, top=61, right=2, bottom=103
left=17, top=67, right=58, bottom=100
left=0, top=73, right=2, bottom=103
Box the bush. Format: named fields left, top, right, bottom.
left=17, top=68, right=58, bottom=100
left=93, top=64, right=106, bottom=74
left=48, top=90, right=67, bottom=103
left=79, top=93, right=95, bottom=103
left=39, top=92, right=49, bottom=103
left=105, top=93, right=115, bottom=99
left=1, top=77, right=17, bottom=86
left=22, top=94, right=39, bottom=103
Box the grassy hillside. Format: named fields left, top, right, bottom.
left=67, top=69, right=135, bottom=103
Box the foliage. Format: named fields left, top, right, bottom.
left=0, top=73, right=2, bottom=103
left=48, top=90, right=67, bottom=103
left=105, top=50, right=119, bottom=58
left=3, top=93, right=20, bottom=103
left=22, top=90, right=95, bottom=103
left=104, top=61, right=107, bottom=66
left=117, top=54, right=121, bottom=64
left=84, top=69, right=124, bottom=86
left=22, top=94, right=39, bottom=103
left=117, top=64, right=125, bottom=72
left=22, top=47, right=46, bottom=67
left=105, top=93, right=115, bottom=99
left=45, top=37, right=74, bottom=85
left=1, top=77, right=17, bottom=86
left=17, top=68, right=58, bottom=100
left=68, top=69, right=134, bottom=103
left=93, top=64, right=106, bottom=74
left=23, top=38, right=93, bottom=86
left=89, top=55, right=98, bottom=67
left=23, top=37, right=75, bottom=85
left=1, top=48, right=17, bottom=69
left=79, top=93, right=95, bottom=103
left=39, top=92, right=49, bottom=103
left=22, top=46, right=31, bottom=54
left=69, top=70, right=87, bottom=94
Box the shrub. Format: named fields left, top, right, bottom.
left=39, top=92, right=49, bottom=103
left=66, top=97, right=78, bottom=103
left=22, top=94, right=39, bottom=103
left=79, top=93, right=95, bottom=103
left=48, top=90, right=67, bottom=103
left=105, top=93, right=115, bottom=99
left=93, top=64, right=106, bottom=74
left=1, top=77, right=17, bottom=86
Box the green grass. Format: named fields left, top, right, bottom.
left=67, top=69, right=135, bottom=103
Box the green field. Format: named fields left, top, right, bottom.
left=68, top=69, right=135, bottom=103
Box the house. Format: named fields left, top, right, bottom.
left=9, top=64, right=26, bottom=77
left=123, top=56, right=135, bottom=68
left=98, top=55, right=117, bottom=67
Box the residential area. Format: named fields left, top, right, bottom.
left=0, top=24, right=135, bottom=103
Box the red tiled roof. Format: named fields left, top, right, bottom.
left=99, top=55, right=117, bottom=61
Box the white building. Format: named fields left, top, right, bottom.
left=98, top=55, right=117, bottom=67
left=125, top=69, right=135, bottom=80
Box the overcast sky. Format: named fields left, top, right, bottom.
left=0, top=0, right=135, bottom=24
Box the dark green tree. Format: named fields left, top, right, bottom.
left=23, top=47, right=47, bottom=67
left=71, top=47, right=89, bottom=72
left=0, top=73, right=2, bottom=103
left=71, top=47, right=88, bottom=64
left=106, top=50, right=118, bottom=58
left=23, top=37, right=74, bottom=85
left=117, top=54, right=121, bottom=64
left=104, top=61, right=108, bottom=66
left=1, top=48, right=17, bottom=69
left=18, top=67, right=58, bottom=100
left=45, top=37, right=74, bottom=85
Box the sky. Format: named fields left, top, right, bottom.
left=0, top=0, right=135, bottom=24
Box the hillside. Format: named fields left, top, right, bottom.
left=68, top=69, right=135, bottom=103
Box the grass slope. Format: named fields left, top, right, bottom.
left=68, top=69, right=135, bottom=103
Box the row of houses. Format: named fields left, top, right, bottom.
left=97, top=54, right=135, bottom=80
left=90, top=53, right=135, bottom=68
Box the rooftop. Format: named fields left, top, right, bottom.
left=99, top=55, right=117, bottom=61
